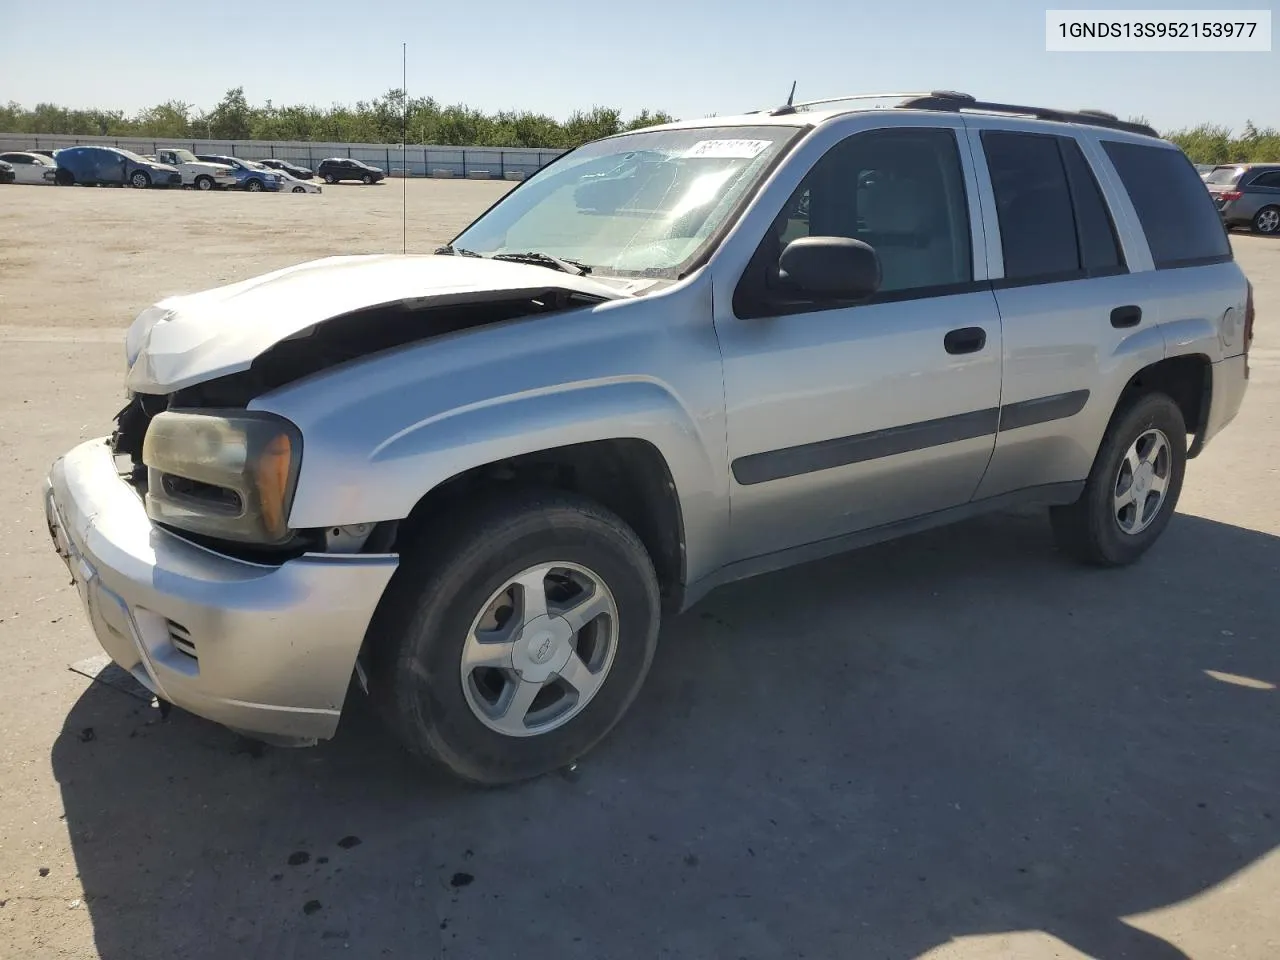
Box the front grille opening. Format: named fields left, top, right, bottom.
left=167, top=620, right=197, bottom=660
left=161, top=474, right=243, bottom=514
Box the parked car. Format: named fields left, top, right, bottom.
left=260, top=158, right=314, bottom=180
left=151, top=149, right=238, bottom=190
left=54, top=146, right=183, bottom=188
left=194, top=155, right=284, bottom=192
left=277, top=170, right=322, bottom=193
left=317, top=157, right=386, bottom=184
left=0, top=151, right=58, bottom=184
left=1204, top=163, right=1280, bottom=234
left=44, top=92, right=1251, bottom=785
left=0, top=160, right=14, bottom=185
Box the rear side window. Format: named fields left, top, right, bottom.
left=1250, top=171, right=1280, bottom=188
left=1102, top=141, right=1232, bottom=268
left=982, top=130, right=1122, bottom=283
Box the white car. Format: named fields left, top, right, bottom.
left=277, top=171, right=322, bottom=194
left=0, top=151, right=58, bottom=185
left=151, top=149, right=238, bottom=190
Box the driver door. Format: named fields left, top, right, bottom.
left=714, top=122, right=1003, bottom=563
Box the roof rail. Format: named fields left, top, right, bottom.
left=767, top=92, right=946, bottom=116
left=896, top=92, right=1159, bottom=137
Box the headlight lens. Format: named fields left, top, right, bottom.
left=142, top=410, right=303, bottom=544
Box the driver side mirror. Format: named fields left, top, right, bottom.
left=779, top=236, right=881, bottom=302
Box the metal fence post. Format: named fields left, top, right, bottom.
left=462, top=150, right=467, bottom=178
left=499, top=150, right=505, bottom=179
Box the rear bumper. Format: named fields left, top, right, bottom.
left=1200, top=353, right=1248, bottom=452
left=44, top=438, right=398, bottom=741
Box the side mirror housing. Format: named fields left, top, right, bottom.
left=779, top=236, right=881, bottom=302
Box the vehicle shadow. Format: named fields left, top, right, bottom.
left=54, top=509, right=1279, bottom=959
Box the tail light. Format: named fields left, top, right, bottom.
left=1221, top=191, right=1243, bottom=202
left=1244, top=280, right=1255, bottom=378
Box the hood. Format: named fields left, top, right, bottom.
left=124, top=254, right=631, bottom=394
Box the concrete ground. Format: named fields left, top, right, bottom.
left=0, top=181, right=1277, bottom=960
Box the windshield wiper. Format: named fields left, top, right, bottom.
left=434, top=244, right=483, bottom=257
left=491, top=251, right=592, bottom=276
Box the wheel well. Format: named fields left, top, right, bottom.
left=393, top=439, right=687, bottom=610
left=1118, top=354, right=1211, bottom=457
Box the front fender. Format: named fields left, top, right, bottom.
left=253, top=286, right=729, bottom=584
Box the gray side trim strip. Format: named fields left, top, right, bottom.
left=998, top=390, right=1091, bottom=431
left=731, top=390, right=1091, bottom=486
left=732, top=407, right=1000, bottom=486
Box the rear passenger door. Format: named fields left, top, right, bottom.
left=966, top=121, right=1165, bottom=500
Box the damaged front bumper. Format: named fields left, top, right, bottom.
left=44, top=438, right=398, bottom=742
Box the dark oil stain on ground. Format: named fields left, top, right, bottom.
left=287, top=851, right=310, bottom=866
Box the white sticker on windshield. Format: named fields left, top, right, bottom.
left=682, top=139, right=773, bottom=159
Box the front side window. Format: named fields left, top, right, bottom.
left=742, top=126, right=973, bottom=310
left=450, top=125, right=800, bottom=279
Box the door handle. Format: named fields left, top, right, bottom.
left=1110, top=305, right=1142, bottom=328
left=944, top=326, right=987, bottom=355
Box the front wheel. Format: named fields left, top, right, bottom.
left=54, top=169, right=74, bottom=186
left=292, top=185, right=306, bottom=193
left=1050, top=392, right=1187, bottom=566
left=361, top=173, right=373, bottom=184
left=244, top=178, right=264, bottom=192
left=194, top=175, right=214, bottom=191
left=130, top=171, right=150, bottom=189
left=1252, top=205, right=1280, bottom=235
left=368, top=491, right=661, bottom=785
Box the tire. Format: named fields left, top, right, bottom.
left=1050, top=392, right=1187, bottom=566
left=130, top=170, right=151, bottom=189
left=323, top=173, right=336, bottom=184
left=368, top=490, right=661, bottom=785
left=1251, top=205, right=1280, bottom=235
left=244, top=178, right=264, bottom=192
left=54, top=169, right=74, bottom=186
left=361, top=174, right=373, bottom=184
left=292, top=186, right=306, bottom=193
left=194, top=175, right=214, bottom=191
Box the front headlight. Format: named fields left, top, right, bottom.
left=142, top=410, right=302, bottom=544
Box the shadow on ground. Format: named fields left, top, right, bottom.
left=53, top=510, right=1279, bottom=959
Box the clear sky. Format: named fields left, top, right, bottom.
left=1, top=0, right=1276, bottom=133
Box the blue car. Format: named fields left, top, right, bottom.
left=54, top=146, right=183, bottom=189
left=195, top=155, right=284, bottom=192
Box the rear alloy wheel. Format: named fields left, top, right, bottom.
left=130, top=171, right=150, bottom=189
left=324, top=173, right=336, bottom=184
left=1252, top=206, right=1280, bottom=234
left=369, top=490, right=661, bottom=784
left=1050, top=392, right=1186, bottom=566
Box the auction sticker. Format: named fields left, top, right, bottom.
left=683, top=139, right=773, bottom=159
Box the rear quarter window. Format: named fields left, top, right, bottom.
left=1102, top=141, right=1231, bottom=269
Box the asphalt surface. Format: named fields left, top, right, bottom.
left=0, top=182, right=1277, bottom=959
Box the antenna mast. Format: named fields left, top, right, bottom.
left=402, top=41, right=407, bottom=255
left=786, top=80, right=797, bottom=107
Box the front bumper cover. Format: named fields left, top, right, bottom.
left=44, top=438, right=398, bottom=741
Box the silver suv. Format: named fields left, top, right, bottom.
left=44, top=91, right=1253, bottom=784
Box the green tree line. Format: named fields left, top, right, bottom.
left=0, top=87, right=674, bottom=150
left=3, top=89, right=1276, bottom=161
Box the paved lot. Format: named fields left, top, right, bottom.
left=0, top=182, right=1277, bottom=960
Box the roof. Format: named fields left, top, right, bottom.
left=632, top=91, right=1163, bottom=142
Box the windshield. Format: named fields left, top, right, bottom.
left=449, top=125, right=800, bottom=278
left=1206, top=166, right=1244, bottom=185
left=170, top=149, right=197, bottom=163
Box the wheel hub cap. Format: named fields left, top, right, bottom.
left=459, top=562, right=619, bottom=737
left=1114, top=427, right=1171, bottom=536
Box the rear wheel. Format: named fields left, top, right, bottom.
left=323, top=173, right=336, bottom=184
left=1252, top=206, right=1280, bottom=234
left=54, top=169, right=74, bottom=186
left=368, top=490, right=661, bottom=785
left=130, top=170, right=150, bottom=189
left=1050, top=392, right=1187, bottom=566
